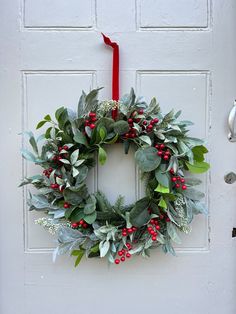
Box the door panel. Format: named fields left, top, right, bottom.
left=0, top=1, right=236, bottom=314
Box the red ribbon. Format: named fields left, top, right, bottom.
left=102, top=33, right=119, bottom=120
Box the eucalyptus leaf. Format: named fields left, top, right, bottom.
left=135, top=147, right=161, bottom=172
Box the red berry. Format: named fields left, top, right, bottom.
left=158, top=151, right=163, bottom=156
left=126, top=252, right=131, bottom=258
left=90, top=117, right=97, bottom=122
left=160, top=144, right=165, bottom=149
left=115, top=259, right=120, bottom=265
left=147, top=124, right=153, bottom=130
left=85, top=119, right=90, bottom=126
left=150, top=230, right=155, bottom=235
left=125, top=133, right=130, bottom=138
left=127, top=228, right=133, bottom=233
left=48, top=167, right=53, bottom=172
left=79, top=219, right=84, bottom=225
left=153, top=118, right=159, bottom=123
left=138, top=109, right=144, bottom=114
left=143, top=120, right=147, bottom=125
left=172, top=177, right=177, bottom=182
left=118, top=251, right=123, bottom=256
left=120, top=256, right=125, bottom=262
left=63, top=202, right=70, bottom=209
left=182, top=185, right=187, bottom=190
left=90, top=124, right=95, bottom=129
left=147, top=226, right=153, bottom=232
left=89, top=112, right=96, bottom=118
left=175, top=183, right=180, bottom=188
left=52, top=156, right=58, bottom=161
left=150, top=219, right=155, bottom=224
left=180, top=178, right=185, bottom=183
left=152, top=236, right=157, bottom=241
left=50, top=183, right=57, bottom=189
left=58, top=156, right=62, bottom=160
left=122, top=232, right=127, bottom=237
left=159, top=214, right=164, bottom=220
left=176, top=176, right=181, bottom=181
left=166, top=217, right=171, bottom=222
left=126, top=243, right=132, bottom=249
left=155, top=225, right=160, bottom=230
left=63, top=145, right=69, bottom=150
left=163, top=155, right=169, bottom=160
left=82, top=223, right=88, bottom=229
left=155, top=144, right=159, bottom=149
left=58, top=146, right=63, bottom=152
left=71, top=222, right=79, bottom=228
left=121, top=249, right=126, bottom=254
left=132, top=226, right=137, bottom=231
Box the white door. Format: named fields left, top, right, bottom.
left=1, top=1, right=236, bottom=313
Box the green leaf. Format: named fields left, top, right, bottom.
left=113, top=120, right=129, bottom=135
left=105, top=133, right=119, bottom=145
left=44, top=114, right=51, bottom=121
left=192, top=145, right=208, bottom=162
left=139, top=135, right=152, bottom=146
left=135, top=147, right=161, bottom=172
left=36, top=120, right=47, bottom=129
left=84, top=211, right=97, bottom=224
left=75, top=165, right=89, bottom=185
left=155, top=167, right=170, bottom=187
left=70, top=209, right=85, bottom=222
left=77, top=91, right=86, bottom=117
left=72, top=167, right=80, bottom=177
left=21, top=148, right=37, bottom=162
left=167, top=223, right=181, bottom=244
left=98, top=147, right=107, bottom=165
left=71, top=249, right=84, bottom=267
left=158, top=197, right=167, bottom=209
left=130, top=197, right=150, bottom=227
left=64, top=188, right=84, bottom=205
left=73, top=130, right=88, bottom=146
left=99, top=240, right=110, bottom=258
left=99, top=126, right=107, bottom=141
left=155, top=184, right=170, bottom=194
left=55, top=107, right=65, bottom=121
left=70, top=149, right=79, bottom=165
left=186, top=161, right=210, bottom=174
left=182, top=188, right=205, bottom=201
left=84, top=195, right=96, bottom=214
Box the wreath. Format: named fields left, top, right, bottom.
left=20, top=88, right=210, bottom=266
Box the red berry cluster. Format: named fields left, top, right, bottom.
left=52, top=145, right=69, bottom=163
left=147, top=218, right=160, bottom=241
left=144, top=117, right=159, bottom=133
left=122, top=226, right=137, bottom=237
left=115, top=243, right=132, bottom=264
left=85, top=112, right=97, bottom=129
left=124, top=117, right=138, bottom=139
left=155, top=143, right=171, bottom=161
left=43, top=167, right=53, bottom=178
left=71, top=219, right=88, bottom=229
left=171, top=176, right=187, bottom=190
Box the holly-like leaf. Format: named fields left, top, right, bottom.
left=135, top=147, right=161, bottom=172
left=70, top=149, right=79, bottom=165
left=99, top=240, right=110, bottom=258
left=186, top=161, right=210, bottom=174
left=139, top=135, right=152, bottom=146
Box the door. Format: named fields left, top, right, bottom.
left=0, top=1, right=236, bottom=313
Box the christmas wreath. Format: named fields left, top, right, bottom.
left=20, top=87, right=210, bottom=266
